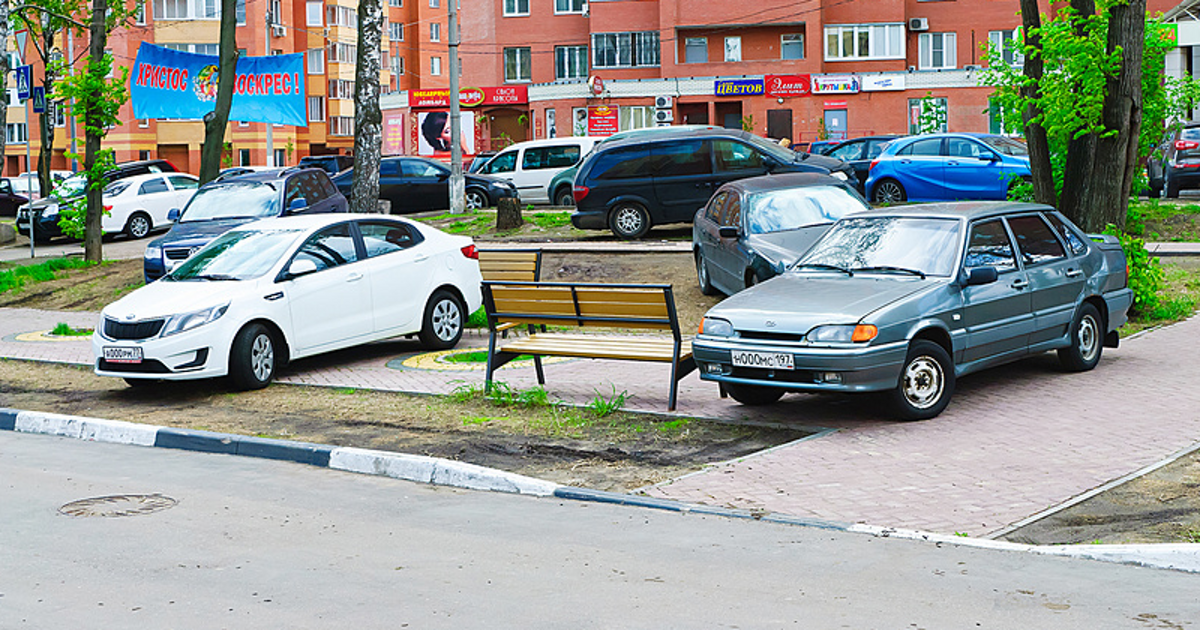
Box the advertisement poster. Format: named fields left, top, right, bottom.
left=861, top=74, right=905, bottom=92
left=765, top=74, right=812, bottom=98
left=546, top=108, right=557, bottom=139
left=408, top=85, right=528, bottom=108
left=382, top=110, right=406, bottom=155
left=587, top=105, right=618, bottom=136
left=811, top=75, right=861, bottom=95
left=572, top=107, right=588, bottom=136
left=416, top=111, right=476, bottom=156
left=714, top=79, right=764, bottom=96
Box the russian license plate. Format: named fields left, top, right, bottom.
left=730, top=350, right=794, bottom=370
left=103, top=346, right=143, bottom=364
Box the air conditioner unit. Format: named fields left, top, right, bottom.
left=908, top=17, right=929, bottom=31
left=654, top=109, right=674, bottom=123
left=654, top=95, right=673, bottom=109
left=271, top=24, right=286, bottom=37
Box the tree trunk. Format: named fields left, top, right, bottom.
left=349, top=0, right=382, bottom=214
left=37, top=27, right=55, bottom=198
left=82, top=0, right=107, bottom=263
left=199, top=0, right=238, bottom=185
left=1057, top=0, right=1098, bottom=222
left=1019, top=0, right=1056, bottom=207
left=496, top=196, right=523, bottom=231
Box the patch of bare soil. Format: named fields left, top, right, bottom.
left=0, top=259, right=143, bottom=311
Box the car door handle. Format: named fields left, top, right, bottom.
left=1011, top=279, right=1029, bottom=289
left=346, top=272, right=363, bottom=282
left=1066, top=268, right=1083, bottom=278
left=413, top=255, right=428, bottom=263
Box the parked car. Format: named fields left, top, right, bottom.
left=0, top=178, right=30, bottom=217
left=95, top=214, right=483, bottom=389
left=215, top=166, right=275, bottom=182
left=693, top=173, right=870, bottom=296
left=331, top=156, right=518, bottom=213
left=9, top=170, right=72, bottom=202
left=820, top=135, right=901, bottom=192
left=466, top=152, right=498, bottom=174
left=476, top=137, right=603, bottom=204
left=693, top=202, right=1132, bottom=420
left=864, top=133, right=1030, bottom=205
left=143, top=168, right=347, bottom=283
left=807, top=140, right=843, bottom=155
left=572, top=127, right=857, bottom=239
left=297, top=154, right=353, bottom=175
left=1147, top=122, right=1200, bottom=198
left=17, top=160, right=179, bottom=243
left=100, top=173, right=199, bottom=239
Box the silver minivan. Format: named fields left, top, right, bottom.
left=478, top=137, right=602, bottom=205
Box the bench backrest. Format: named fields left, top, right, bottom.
left=483, top=281, right=682, bottom=338
left=478, top=249, right=542, bottom=282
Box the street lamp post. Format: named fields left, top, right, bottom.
left=448, top=0, right=464, bottom=213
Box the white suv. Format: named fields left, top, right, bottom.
left=477, top=137, right=602, bottom=205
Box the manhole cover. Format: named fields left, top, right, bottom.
left=59, top=494, right=178, bottom=518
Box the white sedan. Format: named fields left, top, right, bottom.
left=102, top=173, right=199, bottom=239
left=93, top=214, right=483, bottom=389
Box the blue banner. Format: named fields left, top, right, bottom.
left=714, top=79, right=764, bottom=97
left=130, top=43, right=307, bottom=127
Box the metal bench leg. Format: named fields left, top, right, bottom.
left=533, top=355, right=545, bottom=385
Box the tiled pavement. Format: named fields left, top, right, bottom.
left=3, top=306, right=1199, bottom=538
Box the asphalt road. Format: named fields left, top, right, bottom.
left=3, top=430, right=1197, bottom=628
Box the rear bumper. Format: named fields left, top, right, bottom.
left=570, top=207, right=608, bottom=230
left=1103, top=288, right=1134, bottom=331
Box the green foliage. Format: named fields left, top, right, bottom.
left=0, top=258, right=96, bottom=294
left=56, top=149, right=116, bottom=239
left=915, top=92, right=948, bottom=135
left=51, top=322, right=92, bottom=336
left=466, top=307, right=489, bottom=329
left=451, top=381, right=552, bottom=408
left=527, top=212, right=572, bottom=229
left=586, top=386, right=627, bottom=417
left=740, top=114, right=754, bottom=133
left=1005, top=175, right=1035, bottom=202
left=1103, top=226, right=1163, bottom=316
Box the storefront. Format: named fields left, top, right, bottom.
left=388, top=86, right=530, bottom=157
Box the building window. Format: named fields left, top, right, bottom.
left=330, top=116, right=355, bottom=136
left=555, top=0, right=584, bottom=13
left=162, top=43, right=219, bottom=55
left=392, top=55, right=404, bottom=76
left=503, top=0, right=529, bottom=16
left=238, top=149, right=250, bottom=165
left=781, top=33, right=803, bottom=60
left=306, top=0, right=322, bottom=26
left=591, top=31, right=660, bottom=68
left=328, top=79, right=356, bottom=99
left=684, top=37, right=707, bottom=64
left=429, top=0, right=439, bottom=7
left=4, top=88, right=18, bottom=107
left=724, top=36, right=741, bottom=62
left=389, top=0, right=402, bottom=6
left=236, top=0, right=245, bottom=25
left=824, top=23, right=904, bottom=60
left=275, top=148, right=286, bottom=166
left=918, top=32, right=957, bottom=70
left=328, top=42, right=357, bottom=64
left=431, top=23, right=440, bottom=42
left=152, top=0, right=186, bottom=20
left=988, top=29, right=1023, bottom=66
left=269, top=0, right=281, bottom=24
left=6, top=122, right=27, bottom=144
left=431, top=56, right=442, bottom=76
left=504, top=47, right=531, bottom=82
left=619, top=106, right=652, bottom=131
left=139, top=150, right=151, bottom=161
left=555, top=45, right=587, bottom=80
left=307, top=48, right=325, bottom=74
left=138, top=119, right=150, bottom=128
left=326, top=5, right=357, bottom=29
left=389, top=22, right=404, bottom=41
left=908, top=97, right=948, bottom=134
left=135, top=3, right=146, bottom=24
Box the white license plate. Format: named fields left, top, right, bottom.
left=103, top=346, right=143, bottom=364
left=730, top=350, right=794, bottom=370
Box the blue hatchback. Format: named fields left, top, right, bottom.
left=864, top=133, right=1030, bottom=204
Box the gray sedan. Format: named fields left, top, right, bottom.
left=693, top=202, right=1133, bottom=420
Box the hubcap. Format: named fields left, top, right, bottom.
left=902, top=355, right=944, bottom=410
left=250, top=333, right=274, bottom=382
left=465, top=193, right=485, bottom=210
left=877, top=182, right=902, bottom=204
left=432, top=299, right=461, bottom=341
left=1078, top=314, right=1100, bottom=362
left=615, top=207, right=643, bottom=235
left=697, top=257, right=709, bottom=287
left=131, top=217, right=149, bottom=238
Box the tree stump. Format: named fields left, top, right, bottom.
left=496, top=196, right=524, bottom=231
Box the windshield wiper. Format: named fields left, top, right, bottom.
left=194, top=273, right=238, bottom=281
left=793, top=263, right=853, bottom=276
left=851, top=265, right=926, bottom=279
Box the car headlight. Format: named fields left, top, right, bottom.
left=160, top=303, right=230, bottom=337
left=806, top=324, right=878, bottom=344
left=144, top=245, right=162, bottom=260
left=830, top=171, right=849, bottom=181
left=700, top=317, right=735, bottom=337
left=41, top=204, right=59, bottom=218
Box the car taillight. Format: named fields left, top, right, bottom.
left=460, top=244, right=478, bottom=260
left=1175, top=140, right=1199, bottom=151
left=573, top=185, right=589, bottom=202
left=869, top=159, right=880, bottom=171
left=103, top=205, right=112, bottom=212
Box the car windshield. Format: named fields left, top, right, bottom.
left=167, top=228, right=302, bottom=281
left=979, top=135, right=1029, bottom=156
left=179, top=182, right=278, bottom=222
left=796, top=217, right=962, bottom=277
left=742, top=133, right=798, bottom=161
left=52, top=175, right=88, bottom=199
left=747, top=185, right=868, bottom=235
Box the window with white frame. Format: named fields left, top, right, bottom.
left=591, top=31, right=660, bottom=68
left=429, top=0, right=439, bottom=7
left=236, top=0, right=245, bottom=25
left=152, top=0, right=186, bottom=19
left=504, top=0, right=528, bottom=16
left=162, top=43, right=219, bottom=55
left=135, top=2, right=146, bottom=24
left=431, top=23, right=440, bottom=41
left=307, top=48, right=325, bottom=74
left=306, top=0, right=322, bottom=26
left=781, top=33, right=803, bottom=60
left=430, top=56, right=442, bottom=75
left=308, top=96, right=326, bottom=122
left=619, top=106, right=652, bottom=131
left=389, top=22, right=404, bottom=41
left=326, top=6, right=357, bottom=28
left=918, top=32, right=956, bottom=70
left=269, top=0, right=281, bottom=23
left=389, top=0, right=402, bottom=6
left=684, top=37, right=707, bottom=64
left=392, top=55, right=404, bottom=76
left=328, top=79, right=356, bottom=99
left=724, top=36, right=741, bottom=62
left=327, top=42, right=357, bottom=64
left=824, top=23, right=904, bottom=60
left=5, top=88, right=19, bottom=107
left=505, top=47, right=531, bottom=82
left=555, top=0, right=584, bottom=13
left=52, top=102, right=66, bottom=127
left=7, top=122, right=28, bottom=144
left=555, top=45, right=587, bottom=80
left=988, top=29, right=1023, bottom=66
left=330, top=116, right=354, bottom=136
left=139, top=119, right=150, bottom=128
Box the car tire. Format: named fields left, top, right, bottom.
left=872, top=179, right=907, bottom=205
left=695, top=251, right=718, bottom=296
left=419, top=289, right=465, bottom=350
left=229, top=323, right=277, bottom=391
left=745, top=270, right=759, bottom=290
left=889, top=339, right=955, bottom=421
left=555, top=187, right=575, bottom=207
left=608, top=202, right=651, bottom=239
left=124, top=212, right=152, bottom=239
left=1148, top=185, right=1162, bottom=199
left=1057, top=303, right=1104, bottom=372
left=465, top=189, right=488, bottom=210
left=1166, top=176, right=1181, bottom=199
left=724, top=382, right=785, bottom=406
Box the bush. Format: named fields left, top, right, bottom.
left=1103, top=226, right=1163, bottom=315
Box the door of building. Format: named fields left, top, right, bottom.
left=823, top=109, right=848, bottom=141
left=767, top=109, right=793, bottom=142
left=716, top=102, right=743, bottom=130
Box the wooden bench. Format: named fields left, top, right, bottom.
left=478, top=249, right=543, bottom=336
left=482, top=281, right=695, bottom=411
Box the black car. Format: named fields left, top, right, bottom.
left=298, top=154, right=354, bottom=176
left=570, top=127, right=858, bottom=239
left=466, top=152, right=498, bottom=174
left=1148, top=122, right=1200, bottom=198
left=0, top=178, right=30, bottom=217
left=143, top=167, right=347, bottom=282
left=17, top=159, right=179, bottom=242
left=819, top=135, right=901, bottom=192
left=332, top=156, right=518, bottom=213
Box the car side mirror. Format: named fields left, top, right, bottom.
left=718, top=226, right=740, bottom=239
left=286, top=258, right=318, bottom=279
left=437, top=172, right=450, bottom=180
left=963, top=266, right=999, bottom=286
left=979, top=154, right=999, bottom=162
left=168, top=208, right=181, bottom=221
left=288, top=197, right=308, bottom=213
left=763, top=157, right=780, bottom=172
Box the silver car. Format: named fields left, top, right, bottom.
left=693, top=202, right=1133, bottom=420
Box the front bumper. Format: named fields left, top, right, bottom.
left=692, top=336, right=909, bottom=393
left=15, top=208, right=64, bottom=240
left=92, top=318, right=235, bottom=382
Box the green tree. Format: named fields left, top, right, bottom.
left=199, top=0, right=237, bottom=185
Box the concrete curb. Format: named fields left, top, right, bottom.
left=4, top=406, right=1198, bottom=574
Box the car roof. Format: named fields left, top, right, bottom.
left=111, top=172, right=191, bottom=184
left=231, top=212, right=403, bottom=233
left=721, top=172, right=853, bottom=194
left=494, top=137, right=605, bottom=151
left=849, top=201, right=1057, bottom=222
left=214, top=166, right=325, bottom=184
left=598, top=126, right=759, bottom=150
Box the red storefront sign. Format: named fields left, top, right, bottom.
left=588, top=105, right=619, bottom=136
left=765, top=74, right=812, bottom=98
left=408, top=85, right=529, bottom=108
left=382, top=109, right=405, bottom=155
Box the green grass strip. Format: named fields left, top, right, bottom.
left=0, top=258, right=97, bottom=295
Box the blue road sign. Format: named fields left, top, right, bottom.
left=16, top=65, right=32, bottom=100
left=31, top=87, right=45, bottom=114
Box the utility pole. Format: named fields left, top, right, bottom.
left=448, top=0, right=464, bottom=213
left=67, top=29, right=76, bottom=172
left=264, top=8, right=274, bottom=167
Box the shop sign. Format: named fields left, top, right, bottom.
left=823, top=100, right=848, bottom=109
left=861, top=74, right=906, bottom=92
left=587, top=105, right=619, bottom=136
left=765, top=74, right=812, bottom=98
left=811, top=75, right=861, bottom=95
left=408, top=85, right=529, bottom=108
left=382, top=109, right=405, bottom=155
left=714, top=79, right=764, bottom=96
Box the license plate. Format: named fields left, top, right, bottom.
left=730, top=350, right=794, bottom=370
left=103, top=346, right=143, bottom=364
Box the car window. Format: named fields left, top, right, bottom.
left=380, top=160, right=401, bottom=176
left=747, top=185, right=868, bottom=234
left=713, top=140, right=764, bottom=172
left=402, top=159, right=448, bottom=178
left=169, top=228, right=304, bottom=282
left=1007, top=214, right=1066, bottom=266
left=180, top=182, right=280, bottom=222
left=705, top=191, right=729, bottom=223
left=588, top=146, right=652, bottom=180
left=484, top=151, right=517, bottom=174
left=898, top=138, right=942, bottom=157
left=0, top=179, right=12, bottom=194
left=139, top=177, right=169, bottom=195
left=148, top=164, right=163, bottom=173
left=299, top=172, right=329, bottom=203
left=293, top=223, right=358, bottom=272
left=283, top=177, right=306, bottom=209
left=725, top=194, right=742, bottom=228
left=964, top=220, right=1017, bottom=273
left=104, top=180, right=131, bottom=196
left=168, top=175, right=199, bottom=190
left=802, top=217, right=961, bottom=277
left=359, top=221, right=422, bottom=258
left=1044, top=212, right=1088, bottom=256
left=521, top=145, right=582, bottom=170
left=947, top=138, right=991, bottom=159
left=979, top=135, right=1029, bottom=156
left=827, top=141, right=863, bottom=162
left=865, top=140, right=892, bottom=159
left=653, top=140, right=711, bottom=177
